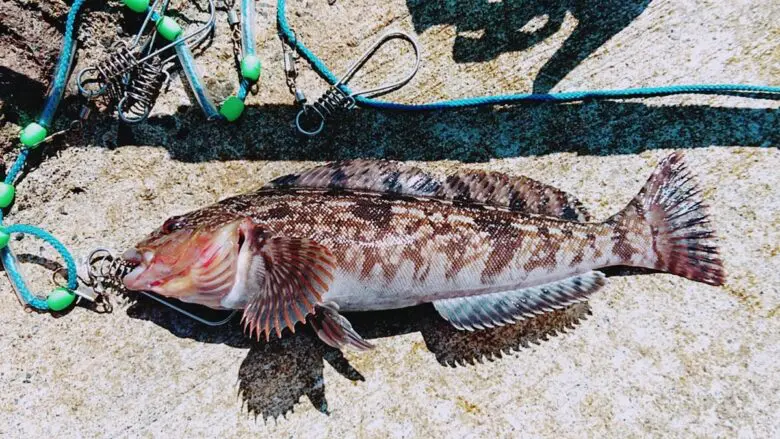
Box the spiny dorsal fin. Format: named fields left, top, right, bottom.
left=432, top=271, right=606, bottom=331
left=440, top=170, right=590, bottom=222
left=267, top=160, right=442, bottom=196
left=241, top=236, right=336, bottom=341
left=267, top=160, right=590, bottom=221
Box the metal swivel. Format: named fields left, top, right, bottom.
left=296, top=87, right=355, bottom=136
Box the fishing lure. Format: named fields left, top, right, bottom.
left=119, top=152, right=723, bottom=350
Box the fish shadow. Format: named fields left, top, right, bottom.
left=406, top=0, right=652, bottom=93
left=125, top=293, right=590, bottom=420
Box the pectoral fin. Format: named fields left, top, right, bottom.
left=240, top=233, right=337, bottom=341
left=311, top=302, right=374, bottom=351
left=433, top=271, right=606, bottom=331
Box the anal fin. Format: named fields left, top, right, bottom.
left=433, top=271, right=606, bottom=331
left=311, top=302, right=374, bottom=351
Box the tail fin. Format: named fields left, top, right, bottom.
left=607, top=152, right=725, bottom=286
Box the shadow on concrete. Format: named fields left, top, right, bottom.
left=125, top=294, right=590, bottom=420
left=3, top=51, right=777, bottom=164
left=406, top=0, right=652, bottom=93
left=81, top=100, right=779, bottom=164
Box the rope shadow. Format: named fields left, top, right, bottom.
left=103, top=100, right=779, bottom=163
left=3, top=56, right=777, bottom=165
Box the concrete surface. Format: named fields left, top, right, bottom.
left=0, top=0, right=778, bottom=437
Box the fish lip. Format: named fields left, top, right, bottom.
left=121, top=248, right=143, bottom=265
left=121, top=248, right=155, bottom=291
left=122, top=264, right=148, bottom=291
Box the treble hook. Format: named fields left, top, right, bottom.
left=295, top=31, right=421, bottom=136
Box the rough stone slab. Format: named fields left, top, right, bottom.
left=0, top=0, right=778, bottom=437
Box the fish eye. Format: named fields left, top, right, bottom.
left=161, top=216, right=184, bottom=234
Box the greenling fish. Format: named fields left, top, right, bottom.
left=122, top=153, right=724, bottom=350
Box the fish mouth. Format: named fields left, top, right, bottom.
left=119, top=221, right=246, bottom=300
left=121, top=248, right=159, bottom=291
left=121, top=248, right=143, bottom=265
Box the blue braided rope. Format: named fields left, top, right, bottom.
left=236, top=0, right=257, bottom=103
left=2, top=0, right=85, bottom=310
left=357, top=84, right=780, bottom=110
left=38, top=0, right=87, bottom=128
left=4, top=149, right=30, bottom=186
left=1, top=225, right=79, bottom=310
left=0, top=150, right=29, bottom=224
left=241, top=0, right=256, bottom=58
left=175, top=42, right=222, bottom=119
left=277, top=0, right=780, bottom=110
left=2, top=151, right=79, bottom=310
left=237, top=80, right=250, bottom=100
left=2, top=248, right=48, bottom=310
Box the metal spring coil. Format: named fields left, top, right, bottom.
left=118, top=57, right=166, bottom=123
left=309, top=87, right=355, bottom=120
left=86, top=249, right=133, bottom=294
left=94, top=43, right=138, bottom=100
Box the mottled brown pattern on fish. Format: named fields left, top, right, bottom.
left=359, top=247, right=405, bottom=282
left=605, top=198, right=648, bottom=264
left=401, top=246, right=428, bottom=283
left=480, top=233, right=524, bottom=283
left=350, top=196, right=394, bottom=230
left=263, top=203, right=295, bottom=220
left=440, top=170, right=589, bottom=221
left=188, top=189, right=614, bottom=296
left=522, top=227, right=563, bottom=273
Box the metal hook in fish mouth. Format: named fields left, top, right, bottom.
left=294, top=31, right=421, bottom=136
left=81, top=248, right=236, bottom=325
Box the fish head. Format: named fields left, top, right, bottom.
left=122, top=210, right=252, bottom=306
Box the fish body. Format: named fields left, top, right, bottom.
left=170, top=191, right=634, bottom=311
left=123, top=153, right=724, bottom=350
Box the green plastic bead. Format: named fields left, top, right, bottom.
left=47, top=287, right=76, bottom=312
left=156, top=16, right=182, bottom=41
left=19, top=123, right=47, bottom=148
left=240, top=55, right=262, bottom=82
left=219, top=96, right=245, bottom=122
left=0, top=183, right=14, bottom=208
left=0, top=230, right=9, bottom=249
left=123, top=0, right=149, bottom=13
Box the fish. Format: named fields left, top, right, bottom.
left=122, top=152, right=724, bottom=351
